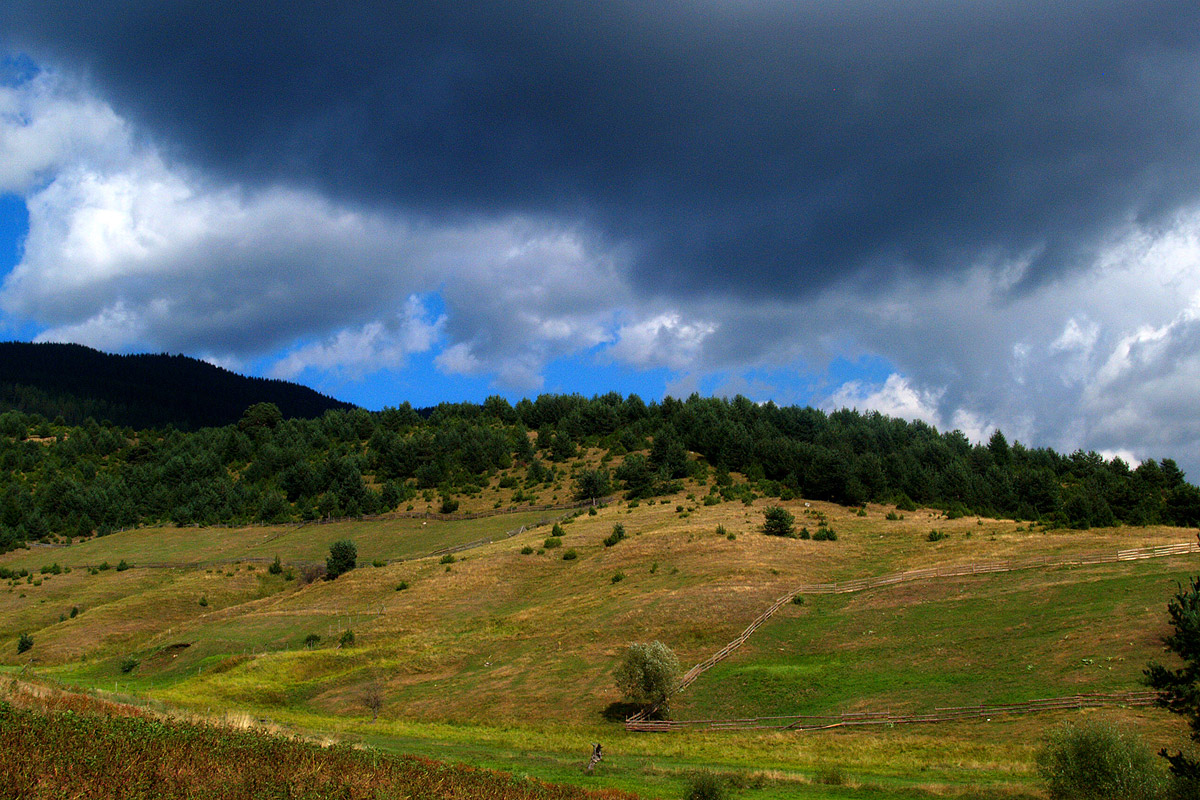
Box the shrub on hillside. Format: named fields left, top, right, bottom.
left=761, top=506, right=796, bottom=537
left=1036, top=721, right=1165, bottom=800
left=119, top=655, right=139, bottom=674
left=440, top=554, right=456, bottom=564
left=16, top=633, right=32, bottom=654
left=683, top=771, right=729, bottom=800
left=812, top=526, right=837, bottom=541
left=562, top=549, right=577, bottom=561
left=604, top=523, right=627, bottom=547
left=299, top=564, right=326, bottom=584
left=543, top=536, right=562, bottom=549
left=268, top=554, right=283, bottom=574
left=325, top=539, right=357, bottom=580
left=339, top=630, right=355, bottom=648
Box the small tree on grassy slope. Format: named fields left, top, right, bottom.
left=615, top=641, right=680, bottom=714
left=761, top=506, right=796, bottom=538
left=325, top=539, right=357, bottom=580
left=1146, top=570, right=1200, bottom=788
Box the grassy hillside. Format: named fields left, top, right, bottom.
left=0, top=679, right=639, bottom=800
left=2, top=473, right=1195, bottom=799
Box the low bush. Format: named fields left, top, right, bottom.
left=299, top=564, right=327, bottom=584
left=268, top=555, right=283, bottom=574
left=116, top=559, right=131, bottom=571
left=1036, top=720, right=1164, bottom=800
left=928, top=529, right=948, bottom=542
left=395, top=580, right=409, bottom=590
left=16, top=633, right=33, bottom=654
left=815, top=766, right=847, bottom=786
left=119, top=655, right=139, bottom=674
left=611, top=571, right=625, bottom=583
left=520, top=545, right=534, bottom=555
left=440, top=554, right=456, bottom=564
left=885, top=511, right=902, bottom=520
left=339, top=630, right=355, bottom=648
left=543, top=536, right=562, bottom=549
left=604, top=523, right=627, bottom=547
left=562, top=549, right=577, bottom=561
left=683, top=770, right=729, bottom=800
left=303, top=633, right=321, bottom=649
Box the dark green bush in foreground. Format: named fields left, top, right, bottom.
left=1036, top=720, right=1165, bottom=800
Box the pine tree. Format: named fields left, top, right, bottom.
left=1145, top=569, right=1200, bottom=782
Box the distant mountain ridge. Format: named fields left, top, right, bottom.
left=0, top=341, right=355, bottom=430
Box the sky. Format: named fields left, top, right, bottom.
left=2, top=2, right=1200, bottom=476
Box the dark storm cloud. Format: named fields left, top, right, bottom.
left=6, top=1, right=1200, bottom=297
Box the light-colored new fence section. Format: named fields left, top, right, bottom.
left=626, top=691, right=1158, bottom=732
left=628, top=540, right=1197, bottom=726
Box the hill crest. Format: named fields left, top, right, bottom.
left=0, top=341, right=354, bottom=430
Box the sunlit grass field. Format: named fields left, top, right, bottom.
left=2, top=482, right=1196, bottom=799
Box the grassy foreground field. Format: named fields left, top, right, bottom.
left=1, top=482, right=1196, bottom=799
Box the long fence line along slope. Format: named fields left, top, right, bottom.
left=627, top=691, right=1158, bottom=732
left=627, top=540, right=1198, bottom=729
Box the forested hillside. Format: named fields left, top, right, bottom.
left=0, top=342, right=353, bottom=430
left=1, top=392, right=1198, bottom=554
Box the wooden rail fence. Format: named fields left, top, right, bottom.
left=628, top=540, right=1197, bottom=728
left=626, top=691, right=1159, bottom=732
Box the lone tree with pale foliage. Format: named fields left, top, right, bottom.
left=363, top=681, right=385, bottom=722
left=760, top=506, right=796, bottom=538
left=614, top=641, right=680, bottom=714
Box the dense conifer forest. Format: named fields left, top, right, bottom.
left=0, top=342, right=352, bottom=430
left=1, top=390, right=1198, bottom=554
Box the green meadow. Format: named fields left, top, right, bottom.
left=2, top=490, right=1196, bottom=799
